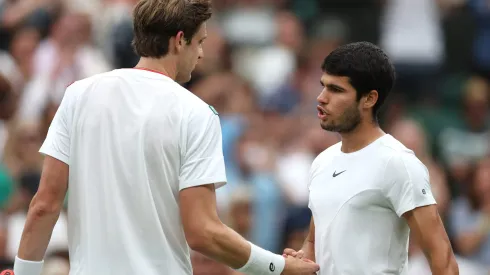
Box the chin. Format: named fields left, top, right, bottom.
left=320, top=122, right=337, bottom=132
left=176, top=74, right=192, bottom=84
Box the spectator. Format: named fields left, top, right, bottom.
left=438, top=76, right=490, bottom=194
left=449, top=158, right=490, bottom=267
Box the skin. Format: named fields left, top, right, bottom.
left=16, top=22, right=320, bottom=275
left=284, top=73, right=459, bottom=275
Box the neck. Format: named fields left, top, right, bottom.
left=339, top=120, right=385, bottom=153
left=135, top=57, right=178, bottom=81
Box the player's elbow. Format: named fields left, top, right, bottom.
left=186, top=234, right=209, bottom=253
left=184, top=222, right=222, bottom=253
left=28, top=194, right=63, bottom=218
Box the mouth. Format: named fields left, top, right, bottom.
left=317, top=106, right=328, bottom=120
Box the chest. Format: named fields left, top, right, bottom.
left=309, top=157, right=391, bottom=225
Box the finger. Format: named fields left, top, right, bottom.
left=282, top=254, right=287, bottom=258
left=283, top=248, right=296, bottom=255
left=296, top=250, right=305, bottom=259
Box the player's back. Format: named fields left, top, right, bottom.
left=65, top=69, right=199, bottom=274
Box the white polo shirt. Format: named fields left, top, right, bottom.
left=308, top=134, right=436, bottom=275
left=39, top=68, right=227, bottom=275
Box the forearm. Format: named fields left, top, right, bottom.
left=300, top=239, right=315, bottom=262
left=427, top=252, right=459, bottom=275
left=424, top=240, right=459, bottom=275
left=191, top=222, right=251, bottom=269
left=17, top=194, right=62, bottom=261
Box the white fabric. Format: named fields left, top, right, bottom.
left=308, top=134, right=436, bottom=275
left=14, top=256, right=44, bottom=275
left=39, top=69, right=227, bottom=275
left=235, top=242, right=285, bottom=275
left=237, top=46, right=295, bottom=98
left=380, top=0, right=444, bottom=64
left=221, top=8, right=275, bottom=45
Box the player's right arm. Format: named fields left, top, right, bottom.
left=178, top=104, right=319, bottom=275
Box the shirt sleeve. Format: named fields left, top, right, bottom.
left=38, top=85, right=75, bottom=165
left=179, top=106, right=227, bottom=191
left=384, top=153, right=437, bottom=217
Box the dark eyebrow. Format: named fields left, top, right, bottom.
left=326, top=83, right=346, bottom=92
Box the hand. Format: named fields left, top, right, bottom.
left=283, top=248, right=305, bottom=260
left=281, top=256, right=319, bottom=275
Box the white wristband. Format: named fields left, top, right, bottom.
left=235, top=242, right=285, bottom=275
left=13, top=256, right=44, bottom=275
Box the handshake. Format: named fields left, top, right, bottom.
left=280, top=248, right=319, bottom=275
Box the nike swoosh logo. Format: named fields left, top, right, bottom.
left=333, top=170, right=346, bottom=177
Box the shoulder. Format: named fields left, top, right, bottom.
left=179, top=92, right=219, bottom=126
left=376, top=135, right=426, bottom=171
left=369, top=135, right=428, bottom=187
left=65, top=72, right=108, bottom=99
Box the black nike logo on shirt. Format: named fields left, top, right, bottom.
left=333, top=170, right=346, bottom=177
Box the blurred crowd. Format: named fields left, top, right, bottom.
left=0, top=0, right=489, bottom=274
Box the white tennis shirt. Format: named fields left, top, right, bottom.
left=40, top=68, right=227, bottom=275
left=308, top=134, right=436, bottom=275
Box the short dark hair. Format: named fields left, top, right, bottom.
left=132, top=0, right=212, bottom=58
left=321, top=41, right=395, bottom=119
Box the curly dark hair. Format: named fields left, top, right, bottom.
left=321, top=41, right=396, bottom=120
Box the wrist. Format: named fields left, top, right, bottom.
left=235, top=242, right=285, bottom=275
left=14, top=256, right=44, bottom=275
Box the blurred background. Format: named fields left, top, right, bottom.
left=0, top=0, right=489, bottom=274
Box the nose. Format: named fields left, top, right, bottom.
left=198, top=47, right=204, bottom=60
left=317, top=89, right=328, bottom=105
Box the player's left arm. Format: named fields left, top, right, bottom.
left=403, top=205, right=458, bottom=275
left=386, top=153, right=458, bottom=275
left=14, top=85, right=74, bottom=274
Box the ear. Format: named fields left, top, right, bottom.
left=173, top=31, right=186, bottom=53
left=363, top=90, right=378, bottom=109
left=168, top=31, right=186, bottom=54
